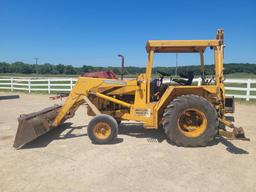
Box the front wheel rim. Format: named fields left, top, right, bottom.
left=93, top=122, right=112, bottom=140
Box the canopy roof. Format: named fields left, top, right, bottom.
left=146, top=40, right=220, bottom=53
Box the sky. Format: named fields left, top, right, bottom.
left=0, top=0, right=256, bottom=67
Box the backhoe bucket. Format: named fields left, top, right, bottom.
left=13, top=105, right=62, bottom=149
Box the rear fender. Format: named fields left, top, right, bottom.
left=154, top=85, right=218, bottom=128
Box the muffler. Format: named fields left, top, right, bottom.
left=13, top=105, right=62, bottom=149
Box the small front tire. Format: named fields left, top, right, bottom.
left=87, top=114, right=118, bottom=144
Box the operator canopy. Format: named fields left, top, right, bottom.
left=146, top=40, right=221, bottom=53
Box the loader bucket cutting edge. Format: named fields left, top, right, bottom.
left=13, top=104, right=62, bottom=149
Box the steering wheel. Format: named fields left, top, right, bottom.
left=157, top=70, right=173, bottom=85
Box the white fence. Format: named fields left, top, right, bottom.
left=0, top=78, right=77, bottom=93
left=224, top=79, right=256, bottom=101
left=0, top=77, right=256, bottom=101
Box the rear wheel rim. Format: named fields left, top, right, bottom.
left=177, top=108, right=207, bottom=138
left=93, top=122, right=112, bottom=140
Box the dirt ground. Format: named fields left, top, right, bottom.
left=0, top=92, right=255, bottom=192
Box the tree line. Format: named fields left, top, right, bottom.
left=0, top=61, right=256, bottom=76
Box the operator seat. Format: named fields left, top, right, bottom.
left=173, top=71, right=194, bottom=85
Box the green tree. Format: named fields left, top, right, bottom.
left=81, top=65, right=94, bottom=73
left=37, top=63, right=53, bottom=74
left=0, top=62, right=11, bottom=73
left=11, top=62, right=32, bottom=74
left=64, top=65, right=76, bottom=74
left=55, top=64, right=65, bottom=74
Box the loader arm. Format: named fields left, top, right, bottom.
left=52, top=88, right=86, bottom=127
left=52, top=77, right=138, bottom=126
left=14, top=77, right=132, bottom=149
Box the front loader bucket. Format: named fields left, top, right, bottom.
left=13, top=105, right=62, bottom=149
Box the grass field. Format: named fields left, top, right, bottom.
left=224, top=73, right=256, bottom=79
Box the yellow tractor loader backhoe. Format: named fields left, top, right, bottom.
left=13, top=29, right=249, bottom=149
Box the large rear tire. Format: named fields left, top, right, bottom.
left=87, top=114, right=118, bottom=144
left=162, top=95, right=218, bottom=147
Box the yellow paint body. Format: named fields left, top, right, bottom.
left=53, top=30, right=226, bottom=130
